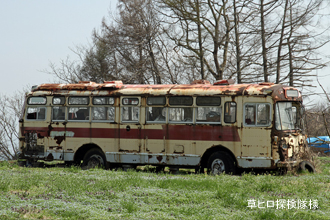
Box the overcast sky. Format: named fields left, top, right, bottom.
left=0, top=0, right=329, bottom=106
left=0, top=0, right=117, bottom=95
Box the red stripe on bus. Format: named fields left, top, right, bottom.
left=23, top=124, right=241, bottom=142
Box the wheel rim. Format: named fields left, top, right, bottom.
left=211, top=158, right=225, bottom=175
left=86, top=154, right=104, bottom=168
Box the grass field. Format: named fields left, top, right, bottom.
left=0, top=158, right=329, bottom=219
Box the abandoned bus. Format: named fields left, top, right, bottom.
left=18, top=79, right=310, bottom=173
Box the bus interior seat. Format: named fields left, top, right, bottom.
left=76, top=109, right=87, bottom=120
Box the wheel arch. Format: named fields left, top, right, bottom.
left=200, top=145, right=237, bottom=169
left=74, top=143, right=104, bottom=164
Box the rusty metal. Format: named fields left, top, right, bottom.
left=29, top=81, right=302, bottom=103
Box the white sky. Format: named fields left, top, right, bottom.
left=0, top=0, right=329, bottom=106
left=0, top=0, right=117, bottom=95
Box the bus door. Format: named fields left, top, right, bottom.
left=65, top=96, right=93, bottom=161
left=49, top=96, right=67, bottom=160
left=119, top=97, right=141, bottom=152
left=144, top=97, right=167, bottom=153
left=240, top=99, right=272, bottom=166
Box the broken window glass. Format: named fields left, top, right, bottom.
left=92, top=107, right=115, bottom=121
left=93, top=97, right=114, bottom=105
left=121, top=106, right=139, bottom=122
left=196, top=107, right=221, bottom=124
left=244, top=103, right=271, bottom=126
left=224, top=102, right=236, bottom=123
left=68, top=97, right=89, bottom=105
left=146, top=107, right=166, bottom=123
left=68, top=107, right=90, bottom=121
left=169, top=107, right=193, bottom=123
left=53, top=97, right=65, bottom=105
left=28, top=97, right=46, bottom=105
left=26, top=107, right=46, bottom=120
left=52, top=106, right=66, bottom=121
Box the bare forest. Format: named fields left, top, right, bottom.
left=1, top=0, right=330, bottom=159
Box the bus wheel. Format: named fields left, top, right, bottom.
left=298, top=161, right=315, bottom=173
left=82, top=148, right=106, bottom=169
left=207, top=151, right=236, bottom=175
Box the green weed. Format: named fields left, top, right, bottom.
left=0, top=160, right=328, bottom=219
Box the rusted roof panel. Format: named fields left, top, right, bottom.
left=29, top=81, right=302, bottom=101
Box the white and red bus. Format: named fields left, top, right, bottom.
left=18, top=79, right=311, bottom=173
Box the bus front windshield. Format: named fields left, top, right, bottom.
left=275, top=102, right=302, bottom=131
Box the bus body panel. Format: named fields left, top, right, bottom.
left=19, top=81, right=306, bottom=170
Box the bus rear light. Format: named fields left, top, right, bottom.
left=213, top=79, right=235, bottom=85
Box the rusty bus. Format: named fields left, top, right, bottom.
left=18, top=79, right=312, bottom=173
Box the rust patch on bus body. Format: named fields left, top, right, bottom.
left=54, top=136, right=65, bottom=145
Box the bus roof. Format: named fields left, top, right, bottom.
left=29, top=80, right=302, bottom=101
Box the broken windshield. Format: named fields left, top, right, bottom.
left=275, top=102, right=302, bottom=131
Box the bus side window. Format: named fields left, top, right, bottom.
left=52, top=97, right=66, bottom=121
left=68, top=107, right=90, bottom=121
left=244, top=103, right=271, bottom=126
left=26, top=107, right=46, bottom=120
left=146, top=107, right=166, bottom=122
left=121, top=98, right=140, bottom=122
left=224, top=102, right=236, bottom=123
left=52, top=106, right=65, bottom=121
left=257, top=104, right=271, bottom=126
left=168, top=96, right=193, bottom=123
left=245, top=104, right=256, bottom=125
left=196, top=96, right=221, bottom=124
left=92, top=97, right=115, bottom=122
left=146, top=97, right=166, bottom=123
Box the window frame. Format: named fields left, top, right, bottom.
left=27, top=97, right=47, bottom=105
left=168, top=96, right=193, bottom=124
left=68, top=96, right=89, bottom=105
left=243, top=102, right=272, bottom=127
left=52, top=96, right=66, bottom=105
left=169, top=96, right=193, bottom=106
left=26, top=106, right=47, bottom=121
left=146, top=97, right=167, bottom=124
left=121, top=97, right=140, bottom=123
left=168, top=107, right=194, bottom=124
left=224, top=102, right=237, bottom=124
left=67, top=107, right=90, bottom=122
left=91, top=96, right=115, bottom=122
left=92, top=96, right=114, bottom=105
left=195, top=96, right=221, bottom=124
left=52, top=106, right=66, bottom=121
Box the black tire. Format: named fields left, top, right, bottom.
left=207, top=151, right=236, bottom=175
left=82, top=148, right=106, bottom=169
left=298, top=161, right=315, bottom=173
left=18, top=160, right=26, bottom=167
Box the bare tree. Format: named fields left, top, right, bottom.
left=44, top=0, right=329, bottom=88
left=0, top=92, right=25, bottom=160
left=159, top=0, right=236, bottom=81
left=275, top=0, right=329, bottom=88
